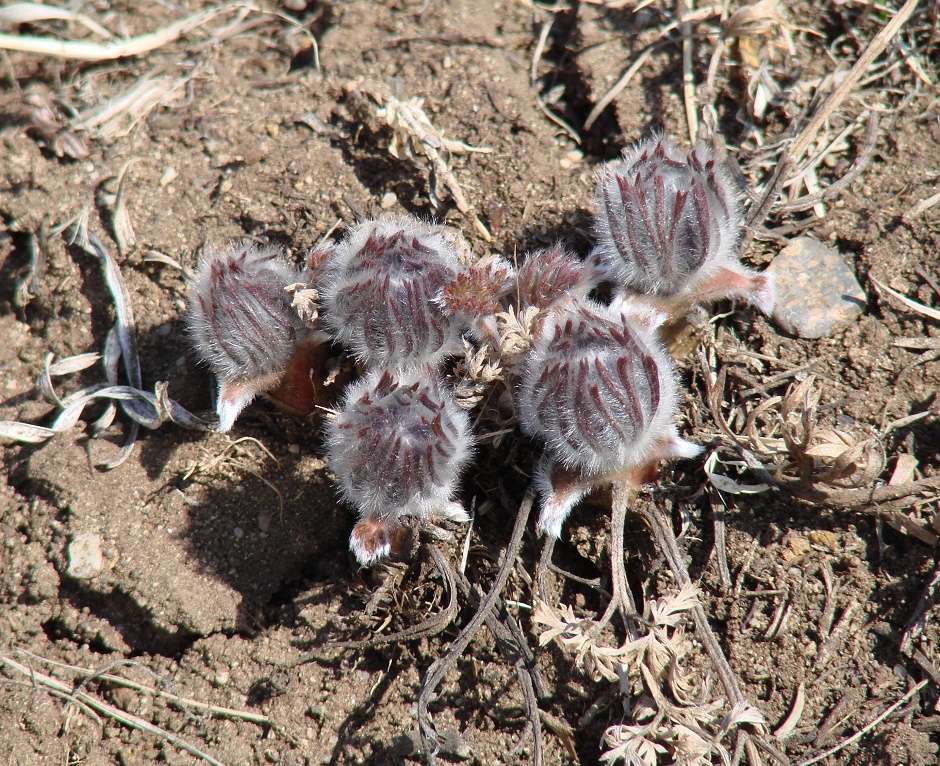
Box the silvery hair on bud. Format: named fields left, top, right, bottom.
left=326, top=367, right=474, bottom=564
left=592, top=134, right=743, bottom=298
left=320, top=217, right=464, bottom=369
left=519, top=296, right=698, bottom=477
left=186, top=242, right=307, bottom=386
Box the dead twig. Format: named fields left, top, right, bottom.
left=795, top=680, right=928, bottom=766
left=0, top=653, right=229, bottom=766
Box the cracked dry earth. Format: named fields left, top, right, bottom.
left=2, top=1, right=940, bottom=765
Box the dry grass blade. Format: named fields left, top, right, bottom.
left=795, top=679, right=928, bottom=766
left=79, top=76, right=184, bottom=141
left=0, top=3, right=114, bottom=38
left=773, top=682, right=806, bottom=738
left=0, top=6, right=225, bottom=60
left=871, top=277, right=940, bottom=321
left=745, top=0, right=922, bottom=233
left=903, top=188, right=940, bottom=221
left=111, top=159, right=139, bottom=257
left=0, top=653, right=229, bottom=766
left=8, top=650, right=271, bottom=725
left=365, top=87, right=493, bottom=241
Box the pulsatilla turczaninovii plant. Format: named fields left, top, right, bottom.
left=186, top=243, right=315, bottom=433
left=320, top=217, right=464, bottom=369
left=518, top=296, right=701, bottom=538
left=325, top=367, right=473, bottom=565
left=592, top=134, right=773, bottom=315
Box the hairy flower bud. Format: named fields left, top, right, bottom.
left=321, top=217, right=464, bottom=369
left=518, top=297, right=700, bottom=536
left=326, top=368, right=473, bottom=565
left=186, top=243, right=309, bottom=432
left=593, top=135, right=773, bottom=314
left=516, top=244, right=598, bottom=312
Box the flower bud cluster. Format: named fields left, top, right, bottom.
left=317, top=218, right=475, bottom=564
left=186, top=132, right=774, bottom=560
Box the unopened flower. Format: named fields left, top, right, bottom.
left=186, top=243, right=312, bottom=432
left=320, top=217, right=464, bottom=369
left=516, top=244, right=598, bottom=312
left=518, top=297, right=701, bottom=537
left=436, top=256, right=515, bottom=344
left=326, top=368, right=473, bottom=565
left=593, top=135, right=773, bottom=314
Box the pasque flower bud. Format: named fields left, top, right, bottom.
left=186, top=243, right=311, bottom=432
left=516, top=244, right=598, bottom=312
left=326, top=368, right=473, bottom=565
left=518, top=296, right=700, bottom=537
left=593, top=135, right=773, bottom=314
left=320, top=217, right=464, bottom=369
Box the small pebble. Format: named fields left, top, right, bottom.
left=66, top=533, right=104, bottom=580
left=380, top=191, right=398, bottom=209
left=767, top=237, right=866, bottom=339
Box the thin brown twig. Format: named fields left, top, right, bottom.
left=0, top=653, right=228, bottom=766
left=795, top=680, right=928, bottom=766
left=638, top=502, right=748, bottom=709
left=610, top=482, right=641, bottom=640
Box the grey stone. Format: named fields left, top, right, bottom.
left=767, top=237, right=866, bottom=338
left=66, top=532, right=103, bottom=580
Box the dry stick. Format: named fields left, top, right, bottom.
left=583, top=44, right=660, bottom=132
left=678, top=0, right=699, bottom=141
left=795, top=680, right=928, bottom=766
left=0, top=3, right=319, bottom=67
left=454, top=570, right=548, bottom=699
left=9, top=650, right=270, bottom=726
left=452, top=571, right=545, bottom=764
left=417, top=489, right=534, bottom=763
left=0, top=655, right=228, bottom=766
left=515, top=662, right=545, bottom=766
left=743, top=0, right=922, bottom=241
left=610, top=482, right=641, bottom=640
left=0, top=6, right=225, bottom=60
left=900, top=562, right=940, bottom=656
left=774, top=111, right=880, bottom=214
left=792, top=475, right=940, bottom=510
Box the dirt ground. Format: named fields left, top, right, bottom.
left=2, top=1, right=940, bottom=764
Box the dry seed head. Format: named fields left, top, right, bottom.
left=326, top=367, right=473, bottom=565
left=321, top=217, right=464, bottom=369
left=593, top=135, right=773, bottom=313
left=186, top=242, right=307, bottom=432
left=516, top=244, right=599, bottom=311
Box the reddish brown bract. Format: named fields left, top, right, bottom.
left=516, top=245, right=598, bottom=312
